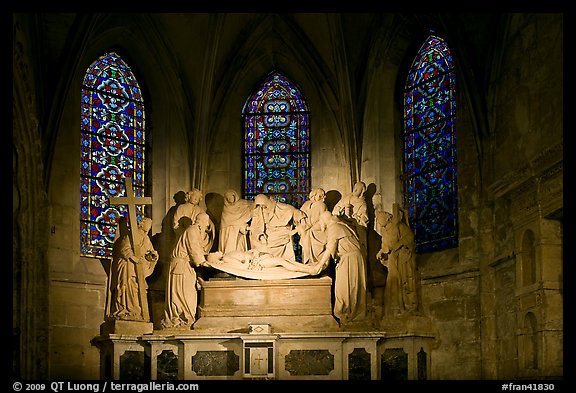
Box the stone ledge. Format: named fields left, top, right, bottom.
left=191, top=315, right=340, bottom=334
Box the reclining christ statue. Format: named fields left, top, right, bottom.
left=205, top=247, right=322, bottom=280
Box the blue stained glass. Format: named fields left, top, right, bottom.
left=404, top=36, right=458, bottom=253
left=243, top=71, right=310, bottom=207
left=80, top=52, right=147, bottom=258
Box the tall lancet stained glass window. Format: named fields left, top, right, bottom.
left=80, top=52, right=147, bottom=258
left=242, top=71, right=310, bottom=207
left=403, top=35, right=458, bottom=253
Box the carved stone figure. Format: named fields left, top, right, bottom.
left=248, top=194, right=305, bottom=261
left=160, top=190, right=187, bottom=254
left=161, top=212, right=213, bottom=329
left=106, top=216, right=158, bottom=321
left=218, top=189, right=253, bottom=254
left=298, top=188, right=328, bottom=265
left=172, top=189, right=210, bottom=238
left=377, top=203, right=419, bottom=316
left=332, top=181, right=369, bottom=256
left=373, top=194, right=393, bottom=321
left=309, top=211, right=368, bottom=324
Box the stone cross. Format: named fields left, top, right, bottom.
left=109, top=176, right=153, bottom=321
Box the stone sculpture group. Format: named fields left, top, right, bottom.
left=105, top=179, right=420, bottom=330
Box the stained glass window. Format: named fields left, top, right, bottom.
left=242, top=70, right=310, bottom=208
left=403, top=35, right=458, bottom=253
left=80, top=52, right=147, bottom=258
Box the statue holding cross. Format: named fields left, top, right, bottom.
left=105, top=176, right=158, bottom=323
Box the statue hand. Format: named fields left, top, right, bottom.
left=376, top=250, right=385, bottom=260
left=145, top=250, right=159, bottom=262
left=312, top=265, right=323, bottom=275
left=207, top=251, right=223, bottom=265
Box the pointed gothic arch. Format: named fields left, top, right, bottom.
left=403, top=35, right=458, bottom=253
left=80, top=51, right=148, bottom=258
left=242, top=70, right=311, bottom=208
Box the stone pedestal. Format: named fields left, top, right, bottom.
left=378, top=314, right=436, bottom=380
left=91, top=334, right=151, bottom=380
left=194, top=276, right=339, bottom=332
left=100, top=319, right=154, bottom=335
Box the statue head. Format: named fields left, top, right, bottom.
left=375, top=210, right=392, bottom=227
left=195, top=212, right=211, bottom=230
left=254, top=194, right=272, bottom=209
left=224, top=189, right=239, bottom=205
left=187, top=189, right=202, bottom=205
left=352, top=181, right=366, bottom=197
left=310, top=188, right=326, bottom=202
left=138, top=216, right=153, bottom=234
